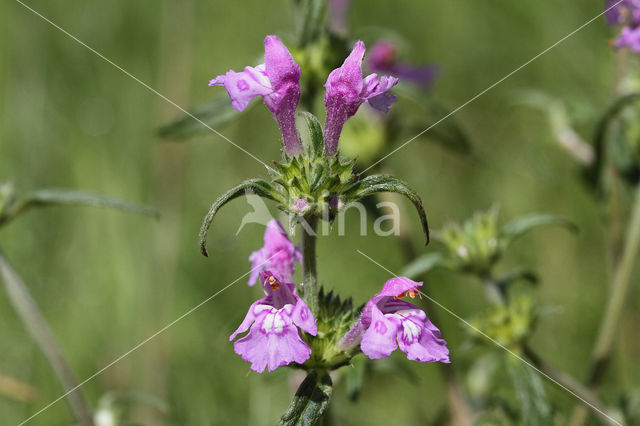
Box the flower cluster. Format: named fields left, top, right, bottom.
left=209, top=36, right=447, bottom=375
left=341, top=277, right=449, bottom=363
left=211, top=36, right=398, bottom=158
left=229, top=222, right=449, bottom=372
left=606, top=0, right=640, bottom=52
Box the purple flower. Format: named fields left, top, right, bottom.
left=605, top=0, right=640, bottom=26
left=368, top=41, right=440, bottom=89
left=323, top=41, right=399, bottom=156
left=230, top=272, right=317, bottom=372
left=248, top=220, right=302, bottom=286
left=210, top=36, right=303, bottom=156
left=616, top=25, right=640, bottom=52
left=341, top=277, right=450, bottom=363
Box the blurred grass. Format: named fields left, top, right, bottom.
left=0, top=0, right=638, bottom=424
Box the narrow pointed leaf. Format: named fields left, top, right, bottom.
left=0, top=189, right=158, bottom=227
left=501, top=214, right=577, bottom=244
left=199, top=179, right=284, bottom=256
left=0, top=250, right=93, bottom=426
left=299, top=112, right=324, bottom=158
left=158, top=95, right=246, bottom=139
left=296, top=0, right=326, bottom=47
left=279, top=370, right=332, bottom=426
left=400, top=252, right=445, bottom=278
left=345, top=175, right=430, bottom=244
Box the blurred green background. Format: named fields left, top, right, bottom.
left=1, top=0, right=638, bottom=424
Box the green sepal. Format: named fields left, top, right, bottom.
left=344, top=175, right=429, bottom=244
left=0, top=188, right=158, bottom=228
left=500, top=214, right=577, bottom=246
left=299, top=111, right=324, bottom=159
left=199, top=179, right=284, bottom=256
left=278, top=370, right=332, bottom=426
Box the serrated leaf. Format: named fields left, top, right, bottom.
left=299, top=112, right=324, bottom=158
left=0, top=189, right=158, bottom=227
left=500, top=214, right=577, bottom=245
left=199, top=179, right=284, bottom=256
left=400, top=252, right=446, bottom=278
left=345, top=175, right=430, bottom=244
left=278, top=370, right=332, bottom=426
left=157, top=95, right=246, bottom=140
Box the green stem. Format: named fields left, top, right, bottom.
left=591, top=182, right=640, bottom=382
left=569, top=183, right=640, bottom=426
left=301, top=215, right=319, bottom=315
left=0, top=249, right=94, bottom=426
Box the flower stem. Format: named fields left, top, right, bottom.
left=0, top=249, right=94, bottom=426
left=301, top=215, right=319, bottom=315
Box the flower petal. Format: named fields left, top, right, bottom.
left=264, top=35, right=301, bottom=89
left=367, top=92, right=398, bottom=113
left=361, top=305, right=399, bottom=359
left=209, top=66, right=272, bottom=111
left=229, top=301, right=269, bottom=341
left=397, top=318, right=450, bottom=363
left=233, top=324, right=311, bottom=373
left=378, top=277, right=423, bottom=298
left=292, top=297, right=317, bottom=335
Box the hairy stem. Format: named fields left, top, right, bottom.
left=0, top=249, right=93, bottom=426
left=301, top=215, right=319, bottom=315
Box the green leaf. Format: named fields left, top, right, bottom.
left=506, top=357, right=551, bottom=426
left=0, top=251, right=94, bottom=426
left=0, top=188, right=158, bottom=227
left=199, top=179, right=284, bottom=256
left=500, top=214, right=577, bottom=245
left=589, top=92, right=640, bottom=186
left=299, top=112, right=324, bottom=158
left=296, top=0, right=326, bottom=47
left=345, top=175, right=430, bottom=244
left=157, top=95, right=246, bottom=140
left=279, top=370, right=333, bottom=426
left=400, top=252, right=446, bottom=278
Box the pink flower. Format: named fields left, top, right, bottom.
left=248, top=220, right=302, bottom=286
left=230, top=272, right=317, bottom=373
left=323, top=41, right=398, bottom=156
left=210, top=36, right=303, bottom=156
left=341, top=277, right=450, bottom=363
left=616, top=25, right=640, bottom=53
left=368, top=41, right=440, bottom=89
